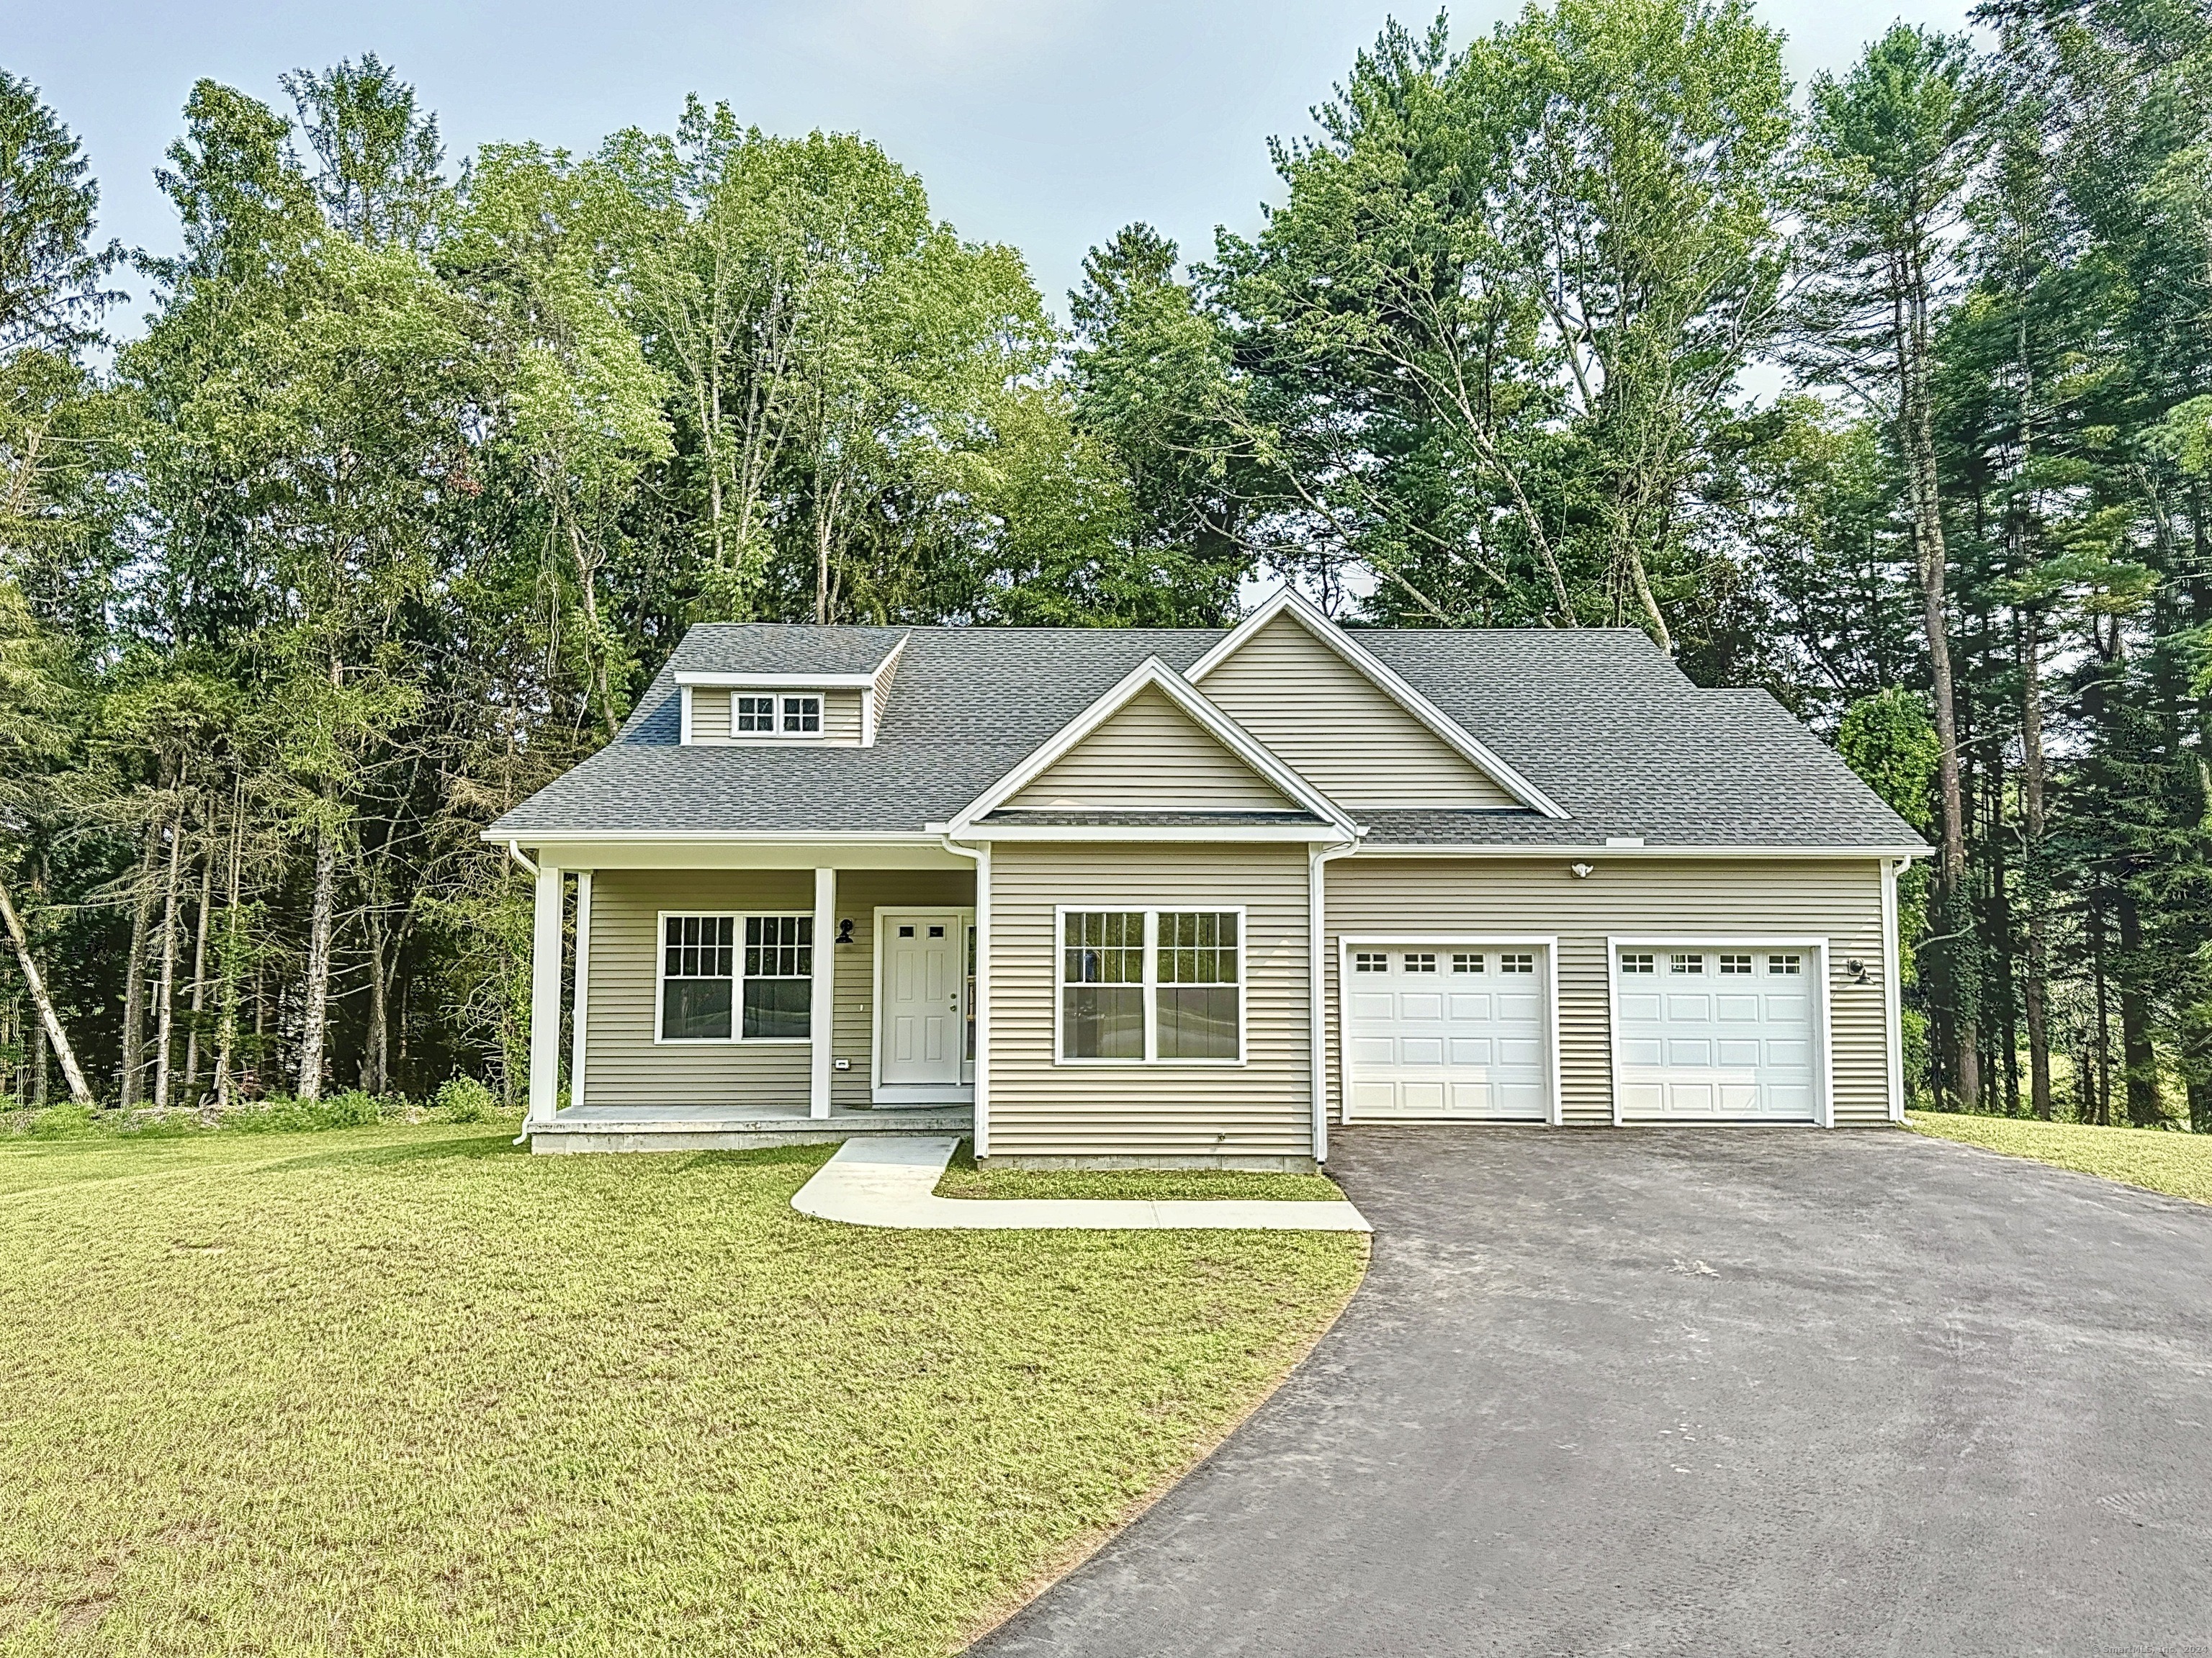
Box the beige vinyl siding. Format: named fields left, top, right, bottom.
left=685, top=688, right=863, bottom=745
left=583, top=870, right=813, bottom=1108
left=828, top=868, right=976, bottom=1107
left=1196, top=612, right=1518, bottom=808
left=1322, top=856, right=1894, bottom=1127
left=1008, top=685, right=1294, bottom=811
left=689, top=687, right=731, bottom=740
left=985, top=842, right=1313, bottom=1160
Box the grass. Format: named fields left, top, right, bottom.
left=933, top=1140, right=1342, bottom=1202
left=0, top=1125, right=1365, bottom=1656
left=1906, top=1110, right=2212, bottom=1206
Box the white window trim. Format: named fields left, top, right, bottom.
left=1334, top=933, right=1563, bottom=1127
left=652, top=908, right=817, bottom=1045
left=868, top=904, right=979, bottom=1104
left=1604, top=934, right=1835, bottom=1128
left=1052, top=904, right=1249, bottom=1068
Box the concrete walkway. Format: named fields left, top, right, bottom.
left=790, top=1136, right=1371, bottom=1232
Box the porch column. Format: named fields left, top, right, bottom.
left=526, top=860, right=564, bottom=1126
left=810, top=866, right=835, bottom=1118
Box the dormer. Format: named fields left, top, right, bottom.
left=677, top=633, right=907, bottom=748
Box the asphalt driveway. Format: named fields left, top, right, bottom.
left=974, top=1127, right=2212, bottom=1657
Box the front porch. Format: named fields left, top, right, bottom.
left=531, top=1101, right=975, bottom=1155
left=521, top=843, right=981, bottom=1151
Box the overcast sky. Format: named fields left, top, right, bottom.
left=10, top=0, right=1973, bottom=334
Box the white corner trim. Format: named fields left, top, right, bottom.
left=1184, top=585, right=1570, bottom=821
left=945, top=656, right=1357, bottom=838
left=678, top=684, right=694, bottom=746
left=1881, top=857, right=1905, bottom=1122
left=569, top=871, right=592, bottom=1112
left=1603, top=934, right=1837, bottom=1129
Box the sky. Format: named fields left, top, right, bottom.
left=8, top=0, right=1974, bottom=335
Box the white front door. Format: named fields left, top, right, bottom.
left=1614, top=945, right=1820, bottom=1121
left=880, top=912, right=964, bottom=1088
left=1344, top=943, right=1551, bottom=1120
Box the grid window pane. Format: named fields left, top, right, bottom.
left=662, top=914, right=736, bottom=1039
left=745, top=914, right=813, bottom=978
left=742, top=976, right=812, bottom=1040
left=782, top=695, right=822, bottom=733
left=1064, top=911, right=1143, bottom=986
left=736, top=695, right=775, bottom=732
left=1499, top=952, right=1535, bottom=974
left=1452, top=952, right=1485, bottom=974
left=1353, top=952, right=1388, bottom=973
left=1621, top=952, right=1655, bottom=975
left=1158, top=911, right=1238, bottom=986
left=1157, top=912, right=1238, bottom=1059
left=1671, top=953, right=1704, bottom=975
left=1403, top=952, right=1437, bottom=973
left=1719, top=953, right=1753, bottom=975
left=1768, top=953, right=1802, bottom=976
left=1063, top=986, right=1144, bottom=1058
left=662, top=977, right=732, bottom=1040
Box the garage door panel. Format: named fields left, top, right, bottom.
left=1617, top=946, right=1819, bottom=1122
left=1346, top=944, right=1552, bottom=1122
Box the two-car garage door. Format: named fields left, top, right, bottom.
left=1341, top=937, right=1826, bottom=1125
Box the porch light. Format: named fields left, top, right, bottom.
left=836, top=919, right=855, bottom=945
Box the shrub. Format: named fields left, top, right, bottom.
left=434, top=1075, right=496, bottom=1123
left=27, top=1102, right=96, bottom=1139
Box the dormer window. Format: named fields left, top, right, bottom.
left=734, top=693, right=821, bottom=736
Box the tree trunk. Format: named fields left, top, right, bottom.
left=212, top=778, right=244, bottom=1117
left=2018, top=609, right=2054, bottom=1119
left=2115, top=888, right=2162, bottom=1126
left=297, top=816, right=339, bottom=1101
left=150, top=811, right=186, bottom=1114
left=1897, top=256, right=1978, bottom=1111
left=183, top=835, right=215, bottom=1098
left=2092, top=895, right=2113, bottom=1125
left=0, top=872, right=93, bottom=1106
left=362, top=901, right=389, bottom=1096
left=116, top=818, right=159, bottom=1108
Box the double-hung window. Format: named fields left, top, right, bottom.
left=1061, top=908, right=1242, bottom=1063
left=660, top=912, right=812, bottom=1041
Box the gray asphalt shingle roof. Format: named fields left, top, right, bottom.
left=487, top=621, right=1923, bottom=851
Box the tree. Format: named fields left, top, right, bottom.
left=1798, top=24, right=1995, bottom=1108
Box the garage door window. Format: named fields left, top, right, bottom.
left=1062, top=908, right=1241, bottom=1063
left=1671, top=952, right=1705, bottom=974
left=1452, top=952, right=1484, bottom=973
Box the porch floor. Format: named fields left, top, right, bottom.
left=531, top=1102, right=974, bottom=1155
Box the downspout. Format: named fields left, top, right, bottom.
left=1309, top=834, right=1362, bottom=1165
left=507, top=840, right=539, bottom=878
left=938, top=835, right=988, bottom=1158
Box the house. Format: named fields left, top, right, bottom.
left=485, top=589, right=1928, bottom=1166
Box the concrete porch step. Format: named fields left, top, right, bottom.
left=529, top=1107, right=974, bottom=1155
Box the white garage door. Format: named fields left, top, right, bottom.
left=1615, top=946, right=1820, bottom=1122
left=1345, top=944, right=1550, bottom=1121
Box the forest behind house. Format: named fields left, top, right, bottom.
left=1, top=0, right=2208, bottom=1128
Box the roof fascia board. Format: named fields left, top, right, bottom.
left=1350, top=842, right=1933, bottom=859
left=481, top=828, right=944, bottom=845
left=673, top=671, right=881, bottom=689
left=1186, top=586, right=1572, bottom=821
left=945, top=657, right=1357, bottom=837
left=953, top=824, right=1357, bottom=844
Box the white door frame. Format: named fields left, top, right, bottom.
left=871, top=905, right=976, bottom=1104
left=1337, top=933, right=1563, bottom=1127
left=1604, top=934, right=1834, bottom=1127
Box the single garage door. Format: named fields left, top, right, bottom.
left=1344, top=942, right=1551, bottom=1121
left=1614, top=945, right=1820, bottom=1122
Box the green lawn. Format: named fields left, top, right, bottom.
left=0, top=1125, right=1364, bottom=1657
left=935, top=1140, right=1341, bottom=1202
left=1906, top=1110, right=2212, bottom=1205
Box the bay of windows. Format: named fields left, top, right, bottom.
left=1061, top=909, right=1241, bottom=1062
